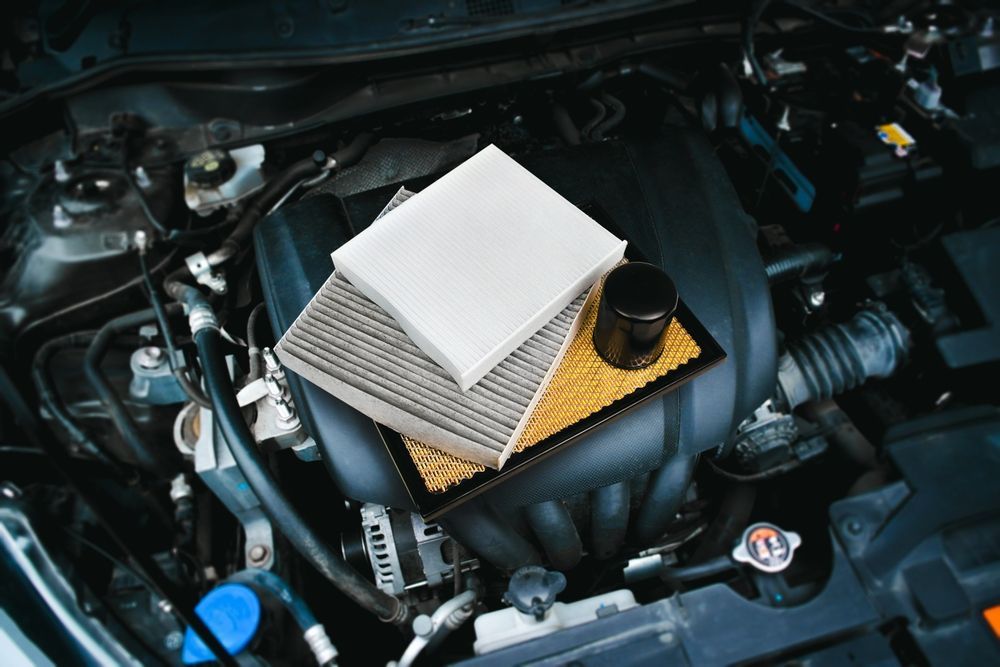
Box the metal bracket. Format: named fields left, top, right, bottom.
left=193, top=405, right=275, bottom=570
left=185, top=252, right=227, bottom=295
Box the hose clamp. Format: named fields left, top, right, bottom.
left=303, top=624, right=338, bottom=665
left=188, top=304, right=219, bottom=336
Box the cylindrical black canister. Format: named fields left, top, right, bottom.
left=592, top=262, right=678, bottom=369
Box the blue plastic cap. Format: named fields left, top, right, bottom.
left=181, top=583, right=262, bottom=664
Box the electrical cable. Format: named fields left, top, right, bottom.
left=137, top=250, right=211, bottom=408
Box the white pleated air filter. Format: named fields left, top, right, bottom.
left=276, top=188, right=596, bottom=469
left=330, top=144, right=626, bottom=391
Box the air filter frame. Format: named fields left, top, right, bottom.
left=379, top=220, right=726, bottom=520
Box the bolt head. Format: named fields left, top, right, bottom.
left=412, top=614, right=434, bottom=637
left=164, top=631, right=184, bottom=651
left=137, top=346, right=165, bottom=369
left=248, top=544, right=269, bottom=563
left=54, top=160, right=70, bottom=183
left=52, top=204, right=72, bottom=229
left=841, top=516, right=864, bottom=537
left=808, top=290, right=826, bottom=308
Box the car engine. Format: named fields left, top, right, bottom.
left=2, top=1, right=999, bottom=665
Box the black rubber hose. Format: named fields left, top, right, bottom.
left=524, top=500, right=583, bottom=571
left=580, top=98, right=607, bottom=140
left=634, top=455, right=698, bottom=545
left=591, top=93, right=626, bottom=141
left=764, top=243, right=836, bottom=285
left=32, top=332, right=131, bottom=476
left=219, top=133, right=375, bottom=260
left=551, top=103, right=581, bottom=146
left=690, top=483, right=756, bottom=563
left=191, top=325, right=404, bottom=624
left=84, top=308, right=183, bottom=475
left=2, top=365, right=237, bottom=666
left=139, top=251, right=211, bottom=408
left=590, top=482, right=629, bottom=560
left=743, top=0, right=774, bottom=87
left=660, top=555, right=735, bottom=591
left=246, top=303, right=267, bottom=382
left=637, top=63, right=688, bottom=91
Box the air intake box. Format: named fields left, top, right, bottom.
left=255, top=129, right=775, bottom=521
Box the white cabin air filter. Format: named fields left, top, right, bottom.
left=330, top=144, right=626, bottom=390
left=276, top=188, right=595, bottom=469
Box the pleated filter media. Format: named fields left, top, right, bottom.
left=276, top=181, right=601, bottom=468
left=330, top=144, right=626, bottom=390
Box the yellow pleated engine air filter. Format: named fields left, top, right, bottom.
left=402, top=275, right=702, bottom=494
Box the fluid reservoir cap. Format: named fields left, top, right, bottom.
left=731, top=522, right=802, bottom=573
left=592, top=262, right=679, bottom=369
left=502, top=566, right=566, bottom=621
left=185, top=149, right=237, bottom=189
left=181, top=583, right=261, bottom=664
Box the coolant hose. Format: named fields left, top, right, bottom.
left=764, top=243, right=836, bottom=285
left=84, top=307, right=183, bottom=474
left=190, top=319, right=404, bottom=624
left=227, top=569, right=337, bottom=665
left=633, top=455, right=698, bottom=545
left=524, top=500, right=583, bottom=571
left=777, top=305, right=909, bottom=410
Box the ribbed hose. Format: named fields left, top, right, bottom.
left=764, top=243, right=836, bottom=285
left=777, top=306, right=910, bottom=410
left=192, top=325, right=404, bottom=624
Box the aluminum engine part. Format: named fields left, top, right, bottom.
left=360, top=503, right=479, bottom=595
left=129, top=345, right=188, bottom=405
left=235, top=351, right=318, bottom=461
left=192, top=405, right=275, bottom=570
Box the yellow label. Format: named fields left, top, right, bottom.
left=876, top=123, right=916, bottom=149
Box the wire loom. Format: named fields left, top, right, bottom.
left=403, top=270, right=702, bottom=494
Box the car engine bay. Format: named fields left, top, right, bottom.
left=2, top=1, right=1000, bottom=664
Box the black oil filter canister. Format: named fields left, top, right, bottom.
left=592, top=262, right=679, bottom=369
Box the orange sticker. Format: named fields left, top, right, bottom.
left=985, top=605, right=1000, bottom=638
left=749, top=527, right=778, bottom=543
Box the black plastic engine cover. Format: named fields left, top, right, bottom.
left=255, top=128, right=775, bottom=512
